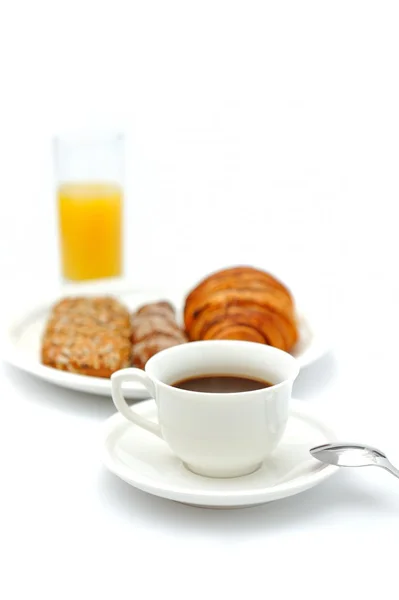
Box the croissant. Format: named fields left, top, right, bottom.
left=184, top=266, right=298, bottom=352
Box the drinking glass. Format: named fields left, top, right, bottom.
left=54, top=133, right=124, bottom=281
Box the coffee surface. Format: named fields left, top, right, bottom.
left=172, top=374, right=273, bottom=393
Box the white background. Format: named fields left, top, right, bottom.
left=1, top=1, right=399, bottom=599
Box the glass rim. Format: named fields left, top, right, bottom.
left=53, top=131, right=125, bottom=147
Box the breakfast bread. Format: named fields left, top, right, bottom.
left=41, top=296, right=132, bottom=377
left=184, top=266, right=298, bottom=352
left=131, top=301, right=187, bottom=368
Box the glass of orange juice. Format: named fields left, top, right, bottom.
left=54, top=133, right=124, bottom=281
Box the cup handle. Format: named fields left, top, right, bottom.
left=111, top=368, right=163, bottom=438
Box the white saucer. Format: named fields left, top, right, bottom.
left=101, top=399, right=339, bottom=508
left=2, top=282, right=329, bottom=399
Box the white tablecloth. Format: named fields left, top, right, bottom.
left=1, top=2, right=399, bottom=598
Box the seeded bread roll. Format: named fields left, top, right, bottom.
left=41, top=296, right=132, bottom=378
left=131, top=301, right=187, bottom=368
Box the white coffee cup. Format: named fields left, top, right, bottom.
left=111, top=340, right=299, bottom=478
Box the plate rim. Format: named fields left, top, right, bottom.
left=1, top=283, right=330, bottom=397
left=100, top=398, right=339, bottom=507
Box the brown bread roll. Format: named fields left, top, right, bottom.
left=42, top=296, right=132, bottom=377
left=131, top=301, right=187, bottom=368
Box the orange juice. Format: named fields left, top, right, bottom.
left=58, top=182, right=123, bottom=281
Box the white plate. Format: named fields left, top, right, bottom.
left=101, top=399, right=339, bottom=508
left=2, top=282, right=329, bottom=398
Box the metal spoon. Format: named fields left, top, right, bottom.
left=310, top=443, right=399, bottom=480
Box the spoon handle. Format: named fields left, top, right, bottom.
left=381, top=460, right=399, bottom=480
